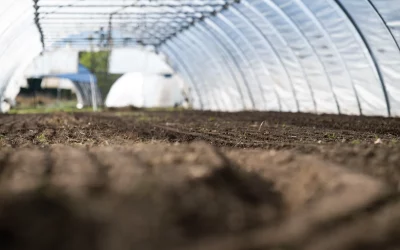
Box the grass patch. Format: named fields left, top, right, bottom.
left=137, top=115, right=152, bottom=122
left=324, top=133, right=337, bottom=140
left=36, top=133, right=48, bottom=144
left=9, top=101, right=101, bottom=114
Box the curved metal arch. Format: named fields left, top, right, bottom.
left=181, top=30, right=247, bottom=110
left=214, top=13, right=290, bottom=111
left=69, top=82, right=85, bottom=107
left=190, top=24, right=254, bottom=109
left=334, top=0, right=400, bottom=116
left=178, top=31, right=237, bottom=110
left=367, top=0, right=400, bottom=53
left=160, top=45, right=204, bottom=108
left=166, top=40, right=217, bottom=110
left=161, top=43, right=205, bottom=109
left=325, top=1, right=383, bottom=81
left=257, top=0, right=341, bottom=114
left=331, top=0, right=391, bottom=117
left=203, top=19, right=263, bottom=110
left=238, top=0, right=316, bottom=113
left=229, top=5, right=302, bottom=112
left=74, top=83, right=91, bottom=106
left=177, top=36, right=229, bottom=112
left=269, top=0, right=344, bottom=114
left=172, top=35, right=230, bottom=111
left=160, top=46, right=203, bottom=109
left=293, top=0, right=362, bottom=115
left=166, top=39, right=222, bottom=111
left=195, top=23, right=259, bottom=110
left=168, top=37, right=222, bottom=111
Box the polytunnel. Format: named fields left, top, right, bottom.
left=0, top=0, right=400, bottom=116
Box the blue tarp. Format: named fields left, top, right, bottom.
left=42, top=64, right=102, bottom=107
left=44, top=64, right=97, bottom=84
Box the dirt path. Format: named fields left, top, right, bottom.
left=0, top=110, right=400, bottom=249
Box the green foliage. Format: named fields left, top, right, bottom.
left=324, top=133, right=337, bottom=139
left=36, top=133, right=47, bottom=144
left=96, top=73, right=122, bottom=99
left=79, top=51, right=122, bottom=98
left=79, top=51, right=110, bottom=73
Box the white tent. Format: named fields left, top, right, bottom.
left=105, top=72, right=188, bottom=108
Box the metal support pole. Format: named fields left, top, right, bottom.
left=90, top=74, right=98, bottom=111
left=259, top=0, right=341, bottom=114
left=333, top=0, right=391, bottom=116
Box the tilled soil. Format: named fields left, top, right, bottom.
left=0, top=110, right=400, bottom=250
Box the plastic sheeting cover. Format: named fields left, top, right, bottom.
left=158, top=0, right=400, bottom=116
left=1, top=0, right=400, bottom=116
left=0, top=0, right=42, bottom=106
left=24, top=49, right=79, bottom=78
left=109, top=48, right=173, bottom=74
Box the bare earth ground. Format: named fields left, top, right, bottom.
left=0, top=110, right=400, bottom=250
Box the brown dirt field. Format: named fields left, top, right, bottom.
left=0, top=110, right=400, bottom=250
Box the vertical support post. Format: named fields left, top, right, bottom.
left=90, top=74, right=98, bottom=111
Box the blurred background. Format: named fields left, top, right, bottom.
left=5, top=45, right=190, bottom=114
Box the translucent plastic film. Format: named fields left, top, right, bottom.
left=0, top=0, right=42, bottom=98
left=162, top=0, right=400, bottom=116
left=1, top=0, right=400, bottom=117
